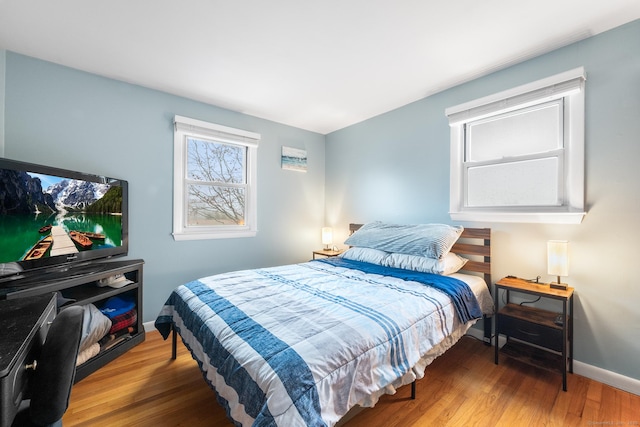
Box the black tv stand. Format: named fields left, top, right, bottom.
left=0, top=258, right=145, bottom=382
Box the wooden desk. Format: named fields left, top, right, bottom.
left=0, top=293, right=56, bottom=427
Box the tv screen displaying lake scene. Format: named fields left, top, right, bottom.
left=0, top=164, right=125, bottom=265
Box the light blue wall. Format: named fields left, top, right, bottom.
left=3, top=53, right=326, bottom=324
left=326, top=20, right=640, bottom=381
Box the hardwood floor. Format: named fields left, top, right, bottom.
left=63, top=331, right=640, bottom=426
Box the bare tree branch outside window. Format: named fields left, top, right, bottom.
left=186, top=137, right=247, bottom=226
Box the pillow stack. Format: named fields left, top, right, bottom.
left=341, top=221, right=467, bottom=275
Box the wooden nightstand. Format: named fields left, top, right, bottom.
left=494, top=276, right=574, bottom=391
left=312, top=249, right=344, bottom=259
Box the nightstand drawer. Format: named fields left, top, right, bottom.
left=498, top=314, right=563, bottom=352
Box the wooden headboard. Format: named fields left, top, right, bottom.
left=348, top=223, right=491, bottom=285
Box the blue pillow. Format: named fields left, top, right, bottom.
left=344, top=221, right=463, bottom=260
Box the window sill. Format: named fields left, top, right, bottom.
left=172, top=229, right=257, bottom=241
left=450, top=211, right=585, bottom=224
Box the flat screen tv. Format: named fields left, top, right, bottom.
left=0, top=157, right=128, bottom=281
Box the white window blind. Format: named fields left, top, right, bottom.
left=464, top=100, right=564, bottom=208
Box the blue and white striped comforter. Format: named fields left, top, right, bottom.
left=155, top=259, right=492, bottom=427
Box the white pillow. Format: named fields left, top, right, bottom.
left=339, top=247, right=389, bottom=265
left=382, top=252, right=468, bottom=275
left=442, top=253, right=469, bottom=275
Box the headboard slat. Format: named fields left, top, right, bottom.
left=461, top=260, right=492, bottom=274
left=450, top=242, right=490, bottom=257
left=460, top=228, right=491, bottom=240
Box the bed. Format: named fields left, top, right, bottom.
left=155, top=222, right=493, bottom=427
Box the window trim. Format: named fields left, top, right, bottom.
left=446, top=67, right=586, bottom=224
left=172, top=115, right=260, bottom=240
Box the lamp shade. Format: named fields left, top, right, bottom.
left=321, top=227, right=333, bottom=246
left=547, top=240, right=569, bottom=277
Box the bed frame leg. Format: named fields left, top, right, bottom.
left=483, top=314, right=492, bottom=346
left=411, top=381, right=416, bottom=400
left=171, top=327, right=177, bottom=360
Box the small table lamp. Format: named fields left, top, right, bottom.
left=548, top=240, right=569, bottom=290
left=322, top=227, right=333, bottom=250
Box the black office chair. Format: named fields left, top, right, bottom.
left=12, top=305, right=84, bottom=427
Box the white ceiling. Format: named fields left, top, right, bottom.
left=1, top=1, right=639, bottom=134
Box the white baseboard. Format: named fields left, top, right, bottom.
left=143, top=320, right=156, bottom=332
left=573, top=361, right=640, bottom=396
left=465, top=328, right=640, bottom=396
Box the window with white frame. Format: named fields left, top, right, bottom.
left=446, top=68, right=586, bottom=224
left=173, top=115, right=260, bottom=240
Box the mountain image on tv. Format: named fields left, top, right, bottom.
left=0, top=168, right=124, bottom=263
left=48, top=179, right=112, bottom=212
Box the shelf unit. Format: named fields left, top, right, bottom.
left=0, top=259, right=145, bottom=382
left=494, top=276, right=574, bottom=391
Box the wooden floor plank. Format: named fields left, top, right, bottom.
left=63, top=332, right=640, bottom=426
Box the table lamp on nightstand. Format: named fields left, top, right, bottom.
left=322, top=227, right=333, bottom=250
left=548, top=240, right=569, bottom=290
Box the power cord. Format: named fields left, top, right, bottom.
left=505, top=275, right=541, bottom=283
left=519, top=296, right=541, bottom=306
left=501, top=275, right=543, bottom=306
